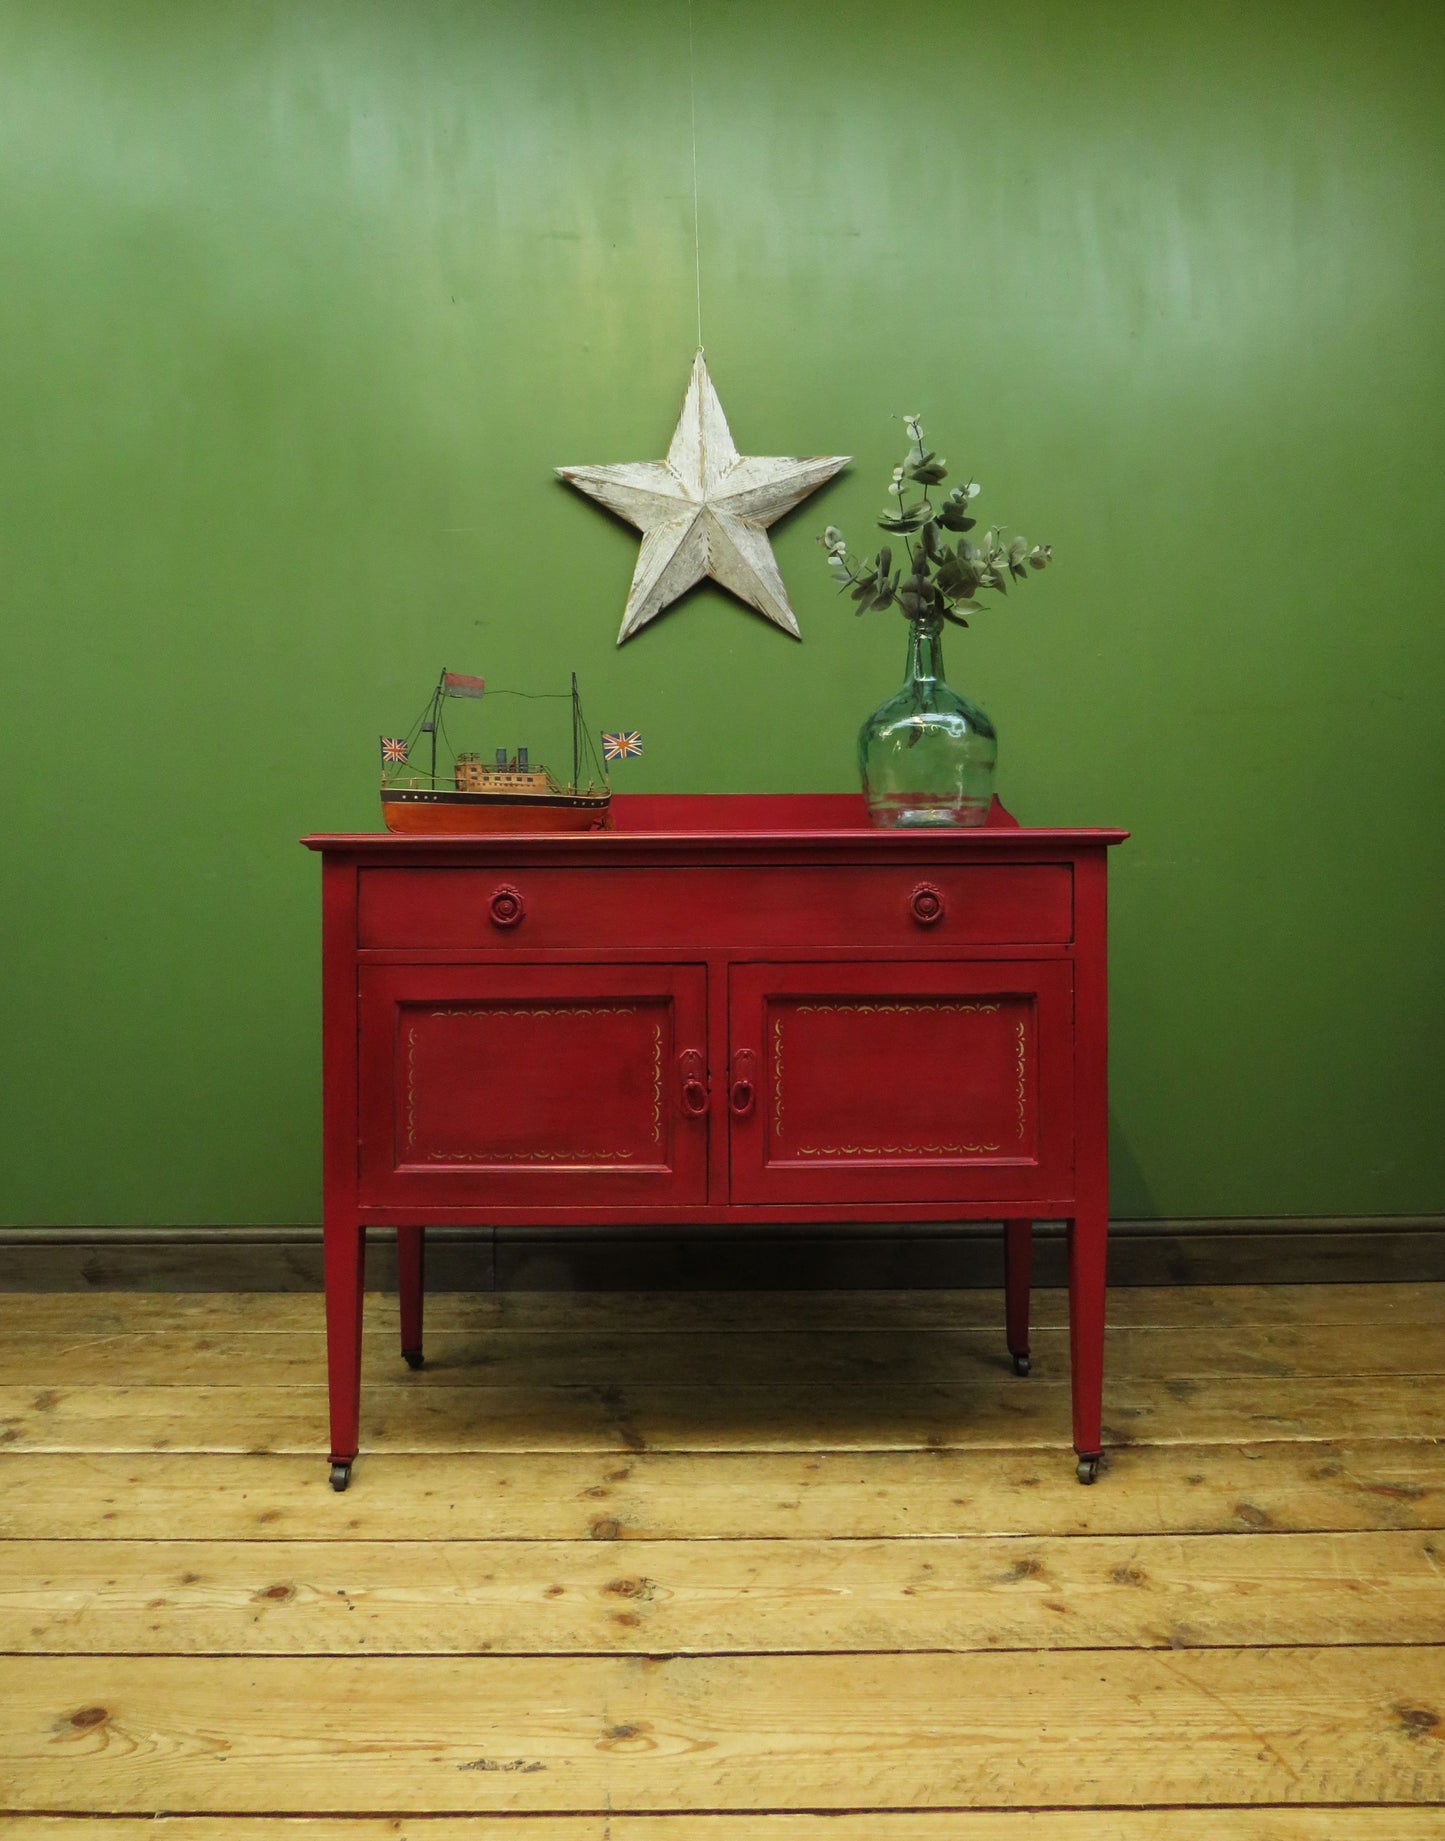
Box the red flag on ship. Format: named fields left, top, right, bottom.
left=443, top=672, right=486, bottom=698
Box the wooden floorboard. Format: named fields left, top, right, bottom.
left=4, top=1529, right=1443, bottom=1654
left=4, top=1320, right=1443, bottom=1387
left=4, top=1819, right=1445, bottom=1840
left=0, top=1283, right=1443, bottom=1828
left=3, top=1280, right=1441, bottom=1334
left=3, top=1371, right=1443, bottom=1453
left=6, top=1649, right=1445, bottom=1810
left=4, top=1440, right=1442, bottom=1539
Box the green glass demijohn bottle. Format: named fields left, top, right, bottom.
left=859, top=613, right=996, bottom=826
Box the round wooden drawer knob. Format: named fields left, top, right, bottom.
left=488, top=885, right=526, bottom=929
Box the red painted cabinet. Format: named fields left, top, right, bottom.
left=305, top=793, right=1127, bottom=1492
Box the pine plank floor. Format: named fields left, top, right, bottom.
left=0, top=1283, right=1442, bottom=1837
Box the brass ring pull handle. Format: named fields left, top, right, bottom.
left=488, top=885, right=525, bottom=929
left=729, top=1048, right=757, bottom=1118
left=679, top=1048, right=709, bottom=1118
left=909, top=882, right=945, bottom=926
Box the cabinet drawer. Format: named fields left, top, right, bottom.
left=358, top=863, right=1072, bottom=951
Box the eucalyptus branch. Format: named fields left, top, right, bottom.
left=891, top=467, right=920, bottom=575
left=818, top=414, right=1052, bottom=629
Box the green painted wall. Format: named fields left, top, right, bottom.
left=2, top=0, right=1442, bottom=1227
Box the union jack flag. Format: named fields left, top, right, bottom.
left=380, top=736, right=409, bottom=764
left=601, top=730, right=643, bottom=761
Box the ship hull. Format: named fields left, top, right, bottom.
left=380, top=788, right=612, bottom=835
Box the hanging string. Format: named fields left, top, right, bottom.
left=687, top=0, right=703, bottom=350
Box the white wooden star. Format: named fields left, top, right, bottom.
left=558, top=351, right=849, bottom=644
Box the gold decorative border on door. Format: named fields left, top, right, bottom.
left=770, top=998, right=1029, bottom=1158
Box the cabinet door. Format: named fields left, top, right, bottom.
left=359, top=964, right=708, bottom=1208
left=728, top=961, right=1073, bottom=1206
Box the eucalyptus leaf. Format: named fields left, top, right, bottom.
left=935, top=561, right=970, bottom=597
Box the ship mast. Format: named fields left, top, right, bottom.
left=571, top=672, right=580, bottom=791
left=428, top=667, right=447, bottom=787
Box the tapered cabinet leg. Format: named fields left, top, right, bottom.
left=398, top=1225, right=425, bottom=1369
left=324, top=1213, right=365, bottom=1486
left=1067, top=1206, right=1108, bottom=1480
left=1003, top=1218, right=1032, bottom=1375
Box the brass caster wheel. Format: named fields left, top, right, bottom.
left=1011, top=1352, right=1031, bottom=1377
left=403, top=1350, right=425, bottom=1371
left=329, top=1461, right=352, bottom=1492
left=1075, top=1455, right=1101, bottom=1486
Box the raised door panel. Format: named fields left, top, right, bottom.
left=359, top=964, right=708, bottom=1208
left=728, top=961, right=1073, bottom=1206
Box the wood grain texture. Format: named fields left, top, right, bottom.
left=4, top=1373, right=1443, bottom=1454
left=4, top=1440, right=1441, bottom=1540
left=4, top=1818, right=1444, bottom=1840
left=4, top=1530, right=1442, bottom=1655
left=2, top=1284, right=1443, bottom=1828
left=4, top=1282, right=1439, bottom=1336
left=4, top=1319, right=1442, bottom=1388
left=3, top=1819, right=1444, bottom=1841
left=4, top=1649, right=1444, bottom=1812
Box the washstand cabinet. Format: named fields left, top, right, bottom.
left=303, top=793, right=1127, bottom=1490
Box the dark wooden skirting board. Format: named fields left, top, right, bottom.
left=1, top=1218, right=1442, bottom=1290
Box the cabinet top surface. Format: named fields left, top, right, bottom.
left=303, top=793, right=1128, bottom=855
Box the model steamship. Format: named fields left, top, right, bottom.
left=380, top=668, right=612, bottom=835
